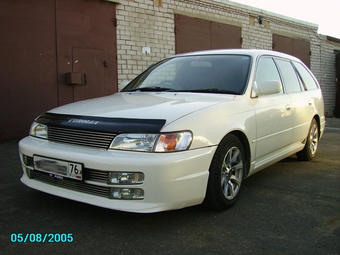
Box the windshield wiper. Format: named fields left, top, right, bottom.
left=170, top=88, right=241, bottom=95
left=126, top=87, right=241, bottom=95
left=127, top=86, right=172, bottom=92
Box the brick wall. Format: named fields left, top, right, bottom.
left=116, top=0, right=175, bottom=82
left=116, top=0, right=340, bottom=116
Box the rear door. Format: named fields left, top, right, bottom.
left=274, top=59, right=313, bottom=143
left=293, top=61, right=324, bottom=131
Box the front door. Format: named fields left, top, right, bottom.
left=253, top=57, right=293, bottom=163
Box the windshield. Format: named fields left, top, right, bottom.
left=122, top=55, right=252, bottom=95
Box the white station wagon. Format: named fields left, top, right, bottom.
left=19, top=49, right=325, bottom=213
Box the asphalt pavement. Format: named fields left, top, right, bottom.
left=1, top=117, right=339, bottom=255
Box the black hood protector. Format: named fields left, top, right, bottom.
left=36, top=113, right=166, bottom=133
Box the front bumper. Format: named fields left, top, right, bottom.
left=19, top=136, right=216, bottom=213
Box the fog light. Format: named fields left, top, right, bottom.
left=108, top=172, right=144, bottom=184
left=109, top=188, right=144, bottom=200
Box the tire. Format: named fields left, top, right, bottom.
left=296, top=118, right=319, bottom=161
left=204, top=134, right=246, bottom=211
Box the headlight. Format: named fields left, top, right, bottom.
left=29, top=122, right=48, bottom=139
left=155, top=132, right=192, bottom=152
left=109, top=131, right=192, bottom=152
left=109, top=134, right=158, bottom=152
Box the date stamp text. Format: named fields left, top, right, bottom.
left=10, top=233, right=73, bottom=243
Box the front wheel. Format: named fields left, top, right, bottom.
left=296, top=118, right=319, bottom=161
left=204, top=134, right=246, bottom=211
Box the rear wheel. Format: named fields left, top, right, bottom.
left=204, top=134, right=246, bottom=210
left=296, top=118, right=319, bottom=161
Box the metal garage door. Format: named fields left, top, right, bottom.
left=56, top=0, right=118, bottom=106
left=0, top=0, right=58, bottom=141
left=0, top=0, right=118, bottom=141
left=175, top=14, right=242, bottom=54
left=273, top=34, right=310, bottom=67
left=336, top=53, right=340, bottom=114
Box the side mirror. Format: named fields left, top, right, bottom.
left=252, top=80, right=282, bottom=97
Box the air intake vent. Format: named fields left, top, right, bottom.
left=48, top=126, right=115, bottom=149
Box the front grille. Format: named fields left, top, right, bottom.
left=48, top=126, right=116, bottom=149
left=30, top=170, right=111, bottom=198
left=83, top=168, right=109, bottom=183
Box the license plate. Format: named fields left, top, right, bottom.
left=33, top=156, right=83, bottom=180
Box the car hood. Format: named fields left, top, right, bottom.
left=49, top=92, right=235, bottom=125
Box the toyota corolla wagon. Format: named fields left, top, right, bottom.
left=19, top=49, right=325, bottom=213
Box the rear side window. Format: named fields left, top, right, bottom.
left=293, top=62, right=319, bottom=90
left=275, top=59, right=302, bottom=93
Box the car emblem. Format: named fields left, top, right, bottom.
left=68, top=119, right=99, bottom=125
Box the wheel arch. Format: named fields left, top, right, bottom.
left=313, top=114, right=321, bottom=138
left=227, top=130, right=251, bottom=178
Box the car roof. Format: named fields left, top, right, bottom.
left=175, top=49, right=301, bottom=62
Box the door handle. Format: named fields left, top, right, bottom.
left=285, top=104, right=291, bottom=111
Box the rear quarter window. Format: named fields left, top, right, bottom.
left=293, top=62, right=319, bottom=90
